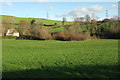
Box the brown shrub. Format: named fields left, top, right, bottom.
left=18, top=20, right=30, bottom=36
left=30, top=27, right=40, bottom=39
left=64, top=27, right=85, bottom=41
left=39, top=27, right=49, bottom=40
left=57, top=31, right=66, bottom=40
left=30, top=27, right=49, bottom=40
left=83, top=31, right=91, bottom=40
left=2, top=28, right=7, bottom=36
left=52, top=34, right=57, bottom=40
left=51, top=29, right=91, bottom=41
left=58, top=32, right=65, bottom=38
left=64, top=27, right=77, bottom=41
left=48, top=34, right=52, bottom=40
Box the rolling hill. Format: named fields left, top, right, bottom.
left=0, top=15, right=72, bottom=25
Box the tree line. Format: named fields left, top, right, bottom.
left=1, top=14, right=120, bottom=40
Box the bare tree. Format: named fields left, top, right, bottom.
left=62, top=17, right=66, bottom=25
left=74, top=17, right=84, bottom=23
left=18, top=20, right=30, bottom=36
left=85, top=14, right=91, bottom=23
left=2, top=17, right=15, bottom=35
left=80, top=17, right=84, bottom=22
left=73, top=17, right=80, bottom=28
left=30, top=26, right=49, bottom=40
left=39, top=27, right=49, bottom=40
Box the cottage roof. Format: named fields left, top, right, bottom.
left=8, top=29, right=18, bottom=34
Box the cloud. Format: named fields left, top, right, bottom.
left=56, top=5, right=104, bottom=17
left=0, top=0, right=12, bottom=6
left=47, top=7, right=54, bottom=10
left=0, top=0, right=5, bottom=2
left=6, top=2, right=12, bottom=6
left=111, top=4, right=118, bottom=9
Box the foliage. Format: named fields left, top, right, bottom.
left=31, top=19, right=36, bottom=25
left=2, top=36, right=17, bottom=39
left=17, top=35, right=33, bottom=39
left=1, top=15, right=120, bottom=40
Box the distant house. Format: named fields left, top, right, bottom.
left=6, top=29, right=19, bottom=37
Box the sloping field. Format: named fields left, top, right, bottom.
left=1, top=15, right=72, bottom=25
left=2, top=39, right=119, bottom=78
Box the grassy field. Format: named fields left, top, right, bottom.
left=2, top=39, right=119, bottom=78
left=49, top=27, right=66, bottom=33
left=1, top=15, right=72, bottom=25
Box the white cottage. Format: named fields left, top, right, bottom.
left=6, top=29, right=19, bottom=37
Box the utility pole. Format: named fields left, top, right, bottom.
left=118, top=1, right=120, bottom=20
left=106, top=9, right=108, bottom=19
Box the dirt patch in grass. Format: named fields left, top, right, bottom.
left=0, top=39, right=16, bottom=40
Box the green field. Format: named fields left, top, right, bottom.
left=1, top=15, right=72, bottom=25
left=2, top=39, right=119, bottom=78
left=1, top=15, right=73, bottom=33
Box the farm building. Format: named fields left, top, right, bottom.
left=6, top=29, right=19, bottom=37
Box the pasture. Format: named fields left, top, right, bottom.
left=1, top=15, right=72, bottom=25
left=2, top=39, right=119, bottom=78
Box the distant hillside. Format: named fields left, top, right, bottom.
left=0, top=15, right=72, bottom=25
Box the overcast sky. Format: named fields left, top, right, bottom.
left=0, top=1, right=118, bottom=21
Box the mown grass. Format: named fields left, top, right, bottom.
left=2, top=39, right=119, bottom=78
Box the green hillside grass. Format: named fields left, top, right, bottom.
left=1, top=15, right=72, bottom=33
left=1, top=15, right=72, bottom=25
left=2, top=39, right=119, bottom=78
left=49, top=27, right=65, bottom=33
left=1, top=15, right=118, bottom=34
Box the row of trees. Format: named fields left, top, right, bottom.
left=62, top=14, right=96, bottom=25
left=17, top=19, right=50, bottom=40
left=2, top=14, right=120, bottom=40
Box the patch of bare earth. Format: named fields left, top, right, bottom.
left=0, top=39, right=16, bottom=40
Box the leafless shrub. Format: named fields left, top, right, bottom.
left=85, top=14, right=91, bottom=23
left=52, top=33, right=58, bottom=40
left=64, top=27, right=84, bottom=41
left=30, top=27, right=40, bottom=39
left=62, top=17, right=91, bottom=41
left=2, top=28, right=6, bottom=36
left=53, top=31, right=65, bottom=40
left=2, top=17, right=15, bottom=35
left=39, top=27, right=49, bottom=40
left=62, top=17, right=66, bottom=25
left=18, top=20, right=30, bottom=36
left=64, top=27, right=76, bottom=41
left=83, top=31, right=91, bottom=40
left=30, top=25, right=49, bottom=40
